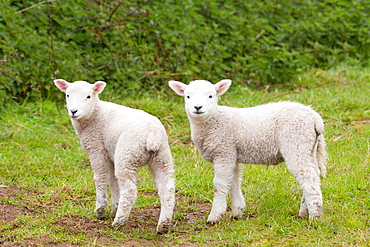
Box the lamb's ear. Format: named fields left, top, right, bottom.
left=168, top=80, right=186, bottom=96
left=54, top=79, right=70, bottom=92
left=214, top=79, right=231, bottom=96
left=93, top=81, right=106, bottom=94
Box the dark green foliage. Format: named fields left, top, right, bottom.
left=0, top=0, right=369, bottom=104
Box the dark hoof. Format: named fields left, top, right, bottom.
left=157, top=220, right=172, bottom=234
left=206, top=220, right=218, bottom=225
left=96, top=208, right=106, bottom=220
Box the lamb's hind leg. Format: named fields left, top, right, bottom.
left=298, top=192, right=309, bottom=218
left=287, top=160, right=323, bottom=219
left=149, top=157, right=175, bottom=234
left=112, top=166, right=139, bottom=227
left=207, top=160, right=236, bottom=224
left=230, top=164, right=245, bottom=219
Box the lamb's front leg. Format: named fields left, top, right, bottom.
left=207, top=160, right=236, bottom=224
left=108, top=161, right=119, bottom=216
left=90, top=155, right=110, bottom=219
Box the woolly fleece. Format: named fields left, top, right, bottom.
left=169, top=79, right=326, bottom=224
left=54, top=79, right=175, bottom=233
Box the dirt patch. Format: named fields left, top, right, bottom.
left=0, top=202, right=27, bottom=222
left=0, top=186, right=211, bottom=246
left=51, top=216, right=117, bottom=246
left=352, top=119, right=370, bottom=124
left=0, top=186, right=30, bottom=222
left=1, top=238, right=78, bottom=247
left=181, top=203, right=210, bottom=225
left=0, top=186, right=77, bottom=246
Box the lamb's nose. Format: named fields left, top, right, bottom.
left=70, top=109, right=78, bottom=115
left=194, top=106, right=202, bottom=111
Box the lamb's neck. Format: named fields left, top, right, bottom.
left=189, top=115, right=217, bottom=143
left=72, top=105, right=102, bottom=136
left=189, top=120, right=205, bottom=139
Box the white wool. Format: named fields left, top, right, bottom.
left=54, top=79, right=175, bottom=233
left=169, top=79, right=327, bottom=224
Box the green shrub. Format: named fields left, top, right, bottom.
left=0, top=0, right=369, bottom=105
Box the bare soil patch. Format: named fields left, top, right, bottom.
left=0, top=186, right=30, bottom=222
left=0, top=185, right=210, bottom=246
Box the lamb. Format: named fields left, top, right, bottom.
left=169, top=79, right=327, bottom=224
left=54, top=79, right=175, bottom=233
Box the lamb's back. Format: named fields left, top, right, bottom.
left=198, top=101, right=318, bottom=165
left=99, top=101, right=167, bottom=155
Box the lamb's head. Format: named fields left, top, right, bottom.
left=169, top=79, right=231, bottom=121
left=54, top=79, right=106, bottom=120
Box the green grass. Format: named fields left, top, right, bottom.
left=1, top=65, right=369, bottom=246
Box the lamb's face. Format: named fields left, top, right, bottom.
left=54, top=79, right=106, bottom=120
left=64, top=82, right=97, bottom=119
left=183, top=80, right=219, bottom=121
left=169, top=79, right=232, bottom=122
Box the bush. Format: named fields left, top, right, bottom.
left=0, top=0, right=369, bottom=104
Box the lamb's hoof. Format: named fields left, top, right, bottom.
left=231, top=212, right=244, bottom=220
left=206, top=220, right=219, bottom=225
left=298, top=209, right=309, bottom=218
left=231, top=207, right=245, bottom=220
left=112, top=216, right=126, bottom=228
left=112, top=220, right=121, bottom=228
left=96, top=208, right=106, bottom=220
left=298, top=211, right=322, bottom=220
left=157, top=219, right=172, bottom=234
left=206, top=214, right=220, bottom=225
left=308, top=215, right=322, bottom=220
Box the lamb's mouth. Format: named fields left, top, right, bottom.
left=193, top=111, right=204, bottom=115
left=70, top=114, right=81, bottom=119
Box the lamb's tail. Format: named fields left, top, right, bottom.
left=146, top=130, right=163, bottom=153
left=314, top=113, right=327, bottom=177
left=316, top=133, right=327, bottom=177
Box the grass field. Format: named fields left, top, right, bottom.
left=0, top=65, right=369, bottom=246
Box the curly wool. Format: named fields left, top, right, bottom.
left=194, top=102, right=326, bottom=171
left=169, top=79, right=327, bottom=224
left=54, top=79, right=175, bottom=234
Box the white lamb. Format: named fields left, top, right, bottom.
left=54, top=79, right=175, bottom=233
left=169, top=79, right=327, bottom=224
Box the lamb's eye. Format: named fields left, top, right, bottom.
left=186, top=95, right=190, bottom=99
left=209, top=95, right=213, bottom=98
left=66, top=95, right=69, bottom=98
left=87, top=95, right=91, bottom=99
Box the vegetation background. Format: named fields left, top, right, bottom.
left=0, top=0, right=369, bottom=246
left=1, top=0, right=369, bottom=104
